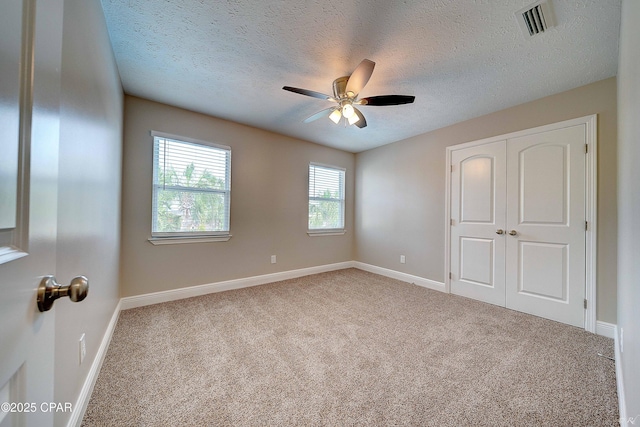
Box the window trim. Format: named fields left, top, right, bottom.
left=148, top=235, right=231, bottom=245
left=149, top=131, right=232, bottom=244
left=307, top=162, right=346, bottom=235
left=307, top=229, right=346, bottom=237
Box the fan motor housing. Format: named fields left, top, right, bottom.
left=332, top=76, right=350, bottom=99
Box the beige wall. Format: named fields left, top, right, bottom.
left=617, top=0, right=640, bottom=416
left=355, top=77, right=617, bottom=323
left=120, top=96, right=355, bottom=297
left=55, top=1, right=123, bottom=426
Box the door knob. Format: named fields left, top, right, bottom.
left=37, top=275, right=89, bottom=312
left=509, top=230, right=518, bottom=236
left=496, top=229, right=504, bottom=235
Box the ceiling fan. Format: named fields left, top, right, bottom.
left=282, top=59, right=415, bottom=128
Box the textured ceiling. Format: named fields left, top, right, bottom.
left=100, top=0, right=621, bottom=153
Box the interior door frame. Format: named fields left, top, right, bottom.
left=444, top=115, right=598, bottom=333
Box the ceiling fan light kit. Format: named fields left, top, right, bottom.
left=342, top=103, right=355, bottom=119
left=283, top=59, right=415, bottom=129
left=329, top=108, right=342, bottom=124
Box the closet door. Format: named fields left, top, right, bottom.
left=505, top=125, right=586, bottom=327
left=450, top=141, right=506, bottom=306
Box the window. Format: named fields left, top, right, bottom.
left=151, top=132, right=231, bottom=243
left=308, top=163, right=345, bottom=234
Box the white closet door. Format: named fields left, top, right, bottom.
left=505, top=125, right=586, bottom=327
left=450, top=141, right=507, bottom=306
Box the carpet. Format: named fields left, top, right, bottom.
left=82, top=268, right=618, bottom=426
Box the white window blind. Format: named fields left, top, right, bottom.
left=152, top=133, right=231, bottom=238
left=308, top=163, right=345, bottom=231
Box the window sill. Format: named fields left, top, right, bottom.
left=307, top=230, right=346, bottom=237
left=148, top=235, right=232, bottom=245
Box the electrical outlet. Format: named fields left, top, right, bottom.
left=271, top=255, right=276, bottom=264
left=400, top=255, right=406, bottom=264
left=620, top=328, right=624, bottom=353
left=79, top=333, right=86, bottom=365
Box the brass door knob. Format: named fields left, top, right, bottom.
left=37, top=275, right=89, bottom=312
left=496, top=229, right=504, bottom=235
left=509, top=230, right=518, bottom=236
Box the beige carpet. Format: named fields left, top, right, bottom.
left=82, top=268, right=618, bottom=426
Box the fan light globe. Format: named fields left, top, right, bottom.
left=329, top=109, right=342, bottom=124
left=348, top=114, right=360, bottom=125
left=342, top=104, right=355, bottom=119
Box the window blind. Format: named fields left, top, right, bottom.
left=308, top=163, right=345, bottom=230
left=152, top=133, right=231, bottom=236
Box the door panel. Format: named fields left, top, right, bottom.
left=0, top=0, right=21, bottom=232
left=520, top=145, right=567, bottom=225
left=0, top=0, right=63, bottom=425
left=519, top=241, right=567, bottom=300
left=461, top=157, right=495, bottom=223
left=450, top=141, right=506, bottom=306
left=460, top=237, right=494, bottom=287
left=506, top=125, right=586, bottom=327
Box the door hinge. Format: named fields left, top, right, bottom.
left=451, top=164, right=454, bottom=173
left=449, top=272, right=452, bottom=279
left=585, top=144, right=588, bottom=154
left=450, top=218, right=454, bottom=226
left=585, top=221, right=588, bottom=231
left=584, top=299, right=588, bottom=309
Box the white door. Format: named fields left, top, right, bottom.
left=505, top=125, right=586, bottom=327
left=449, top=124, right=587, bottom=327
left=450, top=141, right=507, bottom=306
left=1, top=0, right=64, bottom=426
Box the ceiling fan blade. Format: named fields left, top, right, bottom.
left=303, top=107, right=336, bottom=123
left=353, top=107, right=367, bottom=128
left=357, top=95, right=415, bottom=106
left=283, top=86, right=337, bottom=102
left=345, top=59, right=375, bottom=97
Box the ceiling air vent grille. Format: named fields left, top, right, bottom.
left=516, top=1, right=555, bottom=38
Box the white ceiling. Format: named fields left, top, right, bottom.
left=100, top=0, right=621, bottom=153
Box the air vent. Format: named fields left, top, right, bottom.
left=516, top=1, right=555, bottom=38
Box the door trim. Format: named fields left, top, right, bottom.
left=444, top=115, right=598, bottom=332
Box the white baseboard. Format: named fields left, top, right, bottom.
left=120, top=261, right=355, bottom=310
left=120, top=261, right=447, bottom=312
left=614, top=325, right=628, bottom=426
left=596, top=321, right=617, bottom=339
left=352, top=262, right=446, bottom=292
left=593, top=323, right=628, bottom=426
left=68, top=299, right=121, bottom=427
